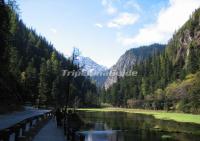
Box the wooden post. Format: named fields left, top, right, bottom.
left=21, top=122, right=26, bottom=136
left=63, top=120, right=67, bottom=136
left=0, top=129, right=10, bottom=141
left=14, top=124, right=20, bottom=141
left=35, top=117, right=39, bottom=125
left=0, top=111, right=53, bottom=141
left=79, top=134, right=85, bottom=141
left=29, top=120, right=33, bottom=128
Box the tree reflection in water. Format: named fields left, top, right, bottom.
left=80, top=130, right=124, bottom=141
left=77, top=111, right=200, bottom=141
left=79, top=122, right=124, bottom=141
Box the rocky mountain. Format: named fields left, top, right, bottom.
left=76, top=56, right=108, bottom=86
left=102, top=8, right=200, bottom=113
left=104, top=44, right=166, bottom=89
left=165, top=8, right=200, bottom=72
left=77, top=56, right=107, bottom=74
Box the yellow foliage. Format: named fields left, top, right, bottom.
left=165, top=72, right=200, bottom=97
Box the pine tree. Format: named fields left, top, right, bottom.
left=187, top=41, right=199, bottom=73
left=25, top=59, right=37, bottom=103
left=38, top=60, right=48, bottom=106
left=0, top=0, right=10, bottom=72
left=0, top=1, right=98, bottom=108
left=51, top=51, right=60, bottom=75
left=9, top=47, right=21, bottom=79
left=141, top=78, right=147, bottom=97
left=51, top=77, right=60, bottom=106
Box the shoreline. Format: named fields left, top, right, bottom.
left=78, top=108, right=200, bottom=124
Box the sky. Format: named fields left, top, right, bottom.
left=17, top=0, right=200, bottom=68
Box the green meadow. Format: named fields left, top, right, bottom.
left=78, top=108, right=200, bottom=124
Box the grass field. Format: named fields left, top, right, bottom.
left=78, top=108, right=200, bottom=124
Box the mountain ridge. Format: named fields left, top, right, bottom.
left=104, top=44, right=166, bottom=89
left=102, top=8, right=200, bottom=113
left=77, top=56, right=108, bottom=74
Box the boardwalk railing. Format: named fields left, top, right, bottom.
left=75, top=133, right=85, bottom=141
left=0, top=111, right=53, bottom=141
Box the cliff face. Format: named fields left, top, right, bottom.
left=77, top=56, right=107, bottom=74
left=104, top=9, right=200, bottom=90
left=104, top=44, right=165, bottom=89
left=76, top=56, right=108, bottom=87
left=166, top=8, right=200, bottom=72
left=104, top=51, right=136, bottom=89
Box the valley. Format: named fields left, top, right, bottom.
left=0, top=0, right=200, bottom=141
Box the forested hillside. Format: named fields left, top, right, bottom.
left=0, top=1, right=98, bottom=112
left=104, top=44, right=165, bottom=89
left=101, top=8, right=200, bottom=113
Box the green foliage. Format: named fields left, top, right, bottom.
left=186, top=41, right=199, bottom=73
left=102, top=8, right=200, bottom=113
left=9, top=47, right=21, bottom=78
left=24, top=59, right=38, bottom=102
left=79, top=108, right=200, bottom=124
left=0, top=1, right=98, bottom=109
left=38, top=60, right=49, bottom=106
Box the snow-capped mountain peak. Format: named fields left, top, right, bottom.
left=76, top=56, right=108, bottom=74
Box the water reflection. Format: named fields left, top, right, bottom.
left=78, top=111, right=200, bottom=141
left=93, top=122, right=108, bottom=130
left=80, top=130, right=124, bottom=141
left=79, top=122, right=124, bottom=141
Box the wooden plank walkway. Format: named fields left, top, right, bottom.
left=0, top=107, right=50, bottom=130
left=33, top=119, right=66, bottom=141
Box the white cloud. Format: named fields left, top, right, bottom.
left=124, top=0, right=141, bottom=12
left=101, top=0, right=117, bottom=15
left=50, top=28, right=57, bottom=34
left=101, top=0, right=108, bottom=6
left=95, top=23, right=103, bottom=28
left=107, top=5, right=117, bottom=15
left=107, top=12, right=139, bottom=28
left=118, top=0, right=200, bottom=46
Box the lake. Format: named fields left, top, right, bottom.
left=77, top=111, right=200, bottom=141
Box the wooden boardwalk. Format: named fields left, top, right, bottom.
left=0, top=107, right=50, bottom=130
left=33, top=119, right=66, bottom=141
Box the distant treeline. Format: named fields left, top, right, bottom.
left=101, top=8, right=200, bottom=114
left=0, top=0, right=99, bottom=112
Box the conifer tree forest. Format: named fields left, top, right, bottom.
left=101, top=8, right=200, bottom=113
left=0, top=0, right=98, bottom=112
left=1, top=0, right=200, bottom=114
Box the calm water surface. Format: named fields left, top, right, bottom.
left=77, top=111, right=200, bottom=141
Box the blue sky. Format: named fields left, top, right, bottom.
left=17, top=0, right=200, bottom=67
